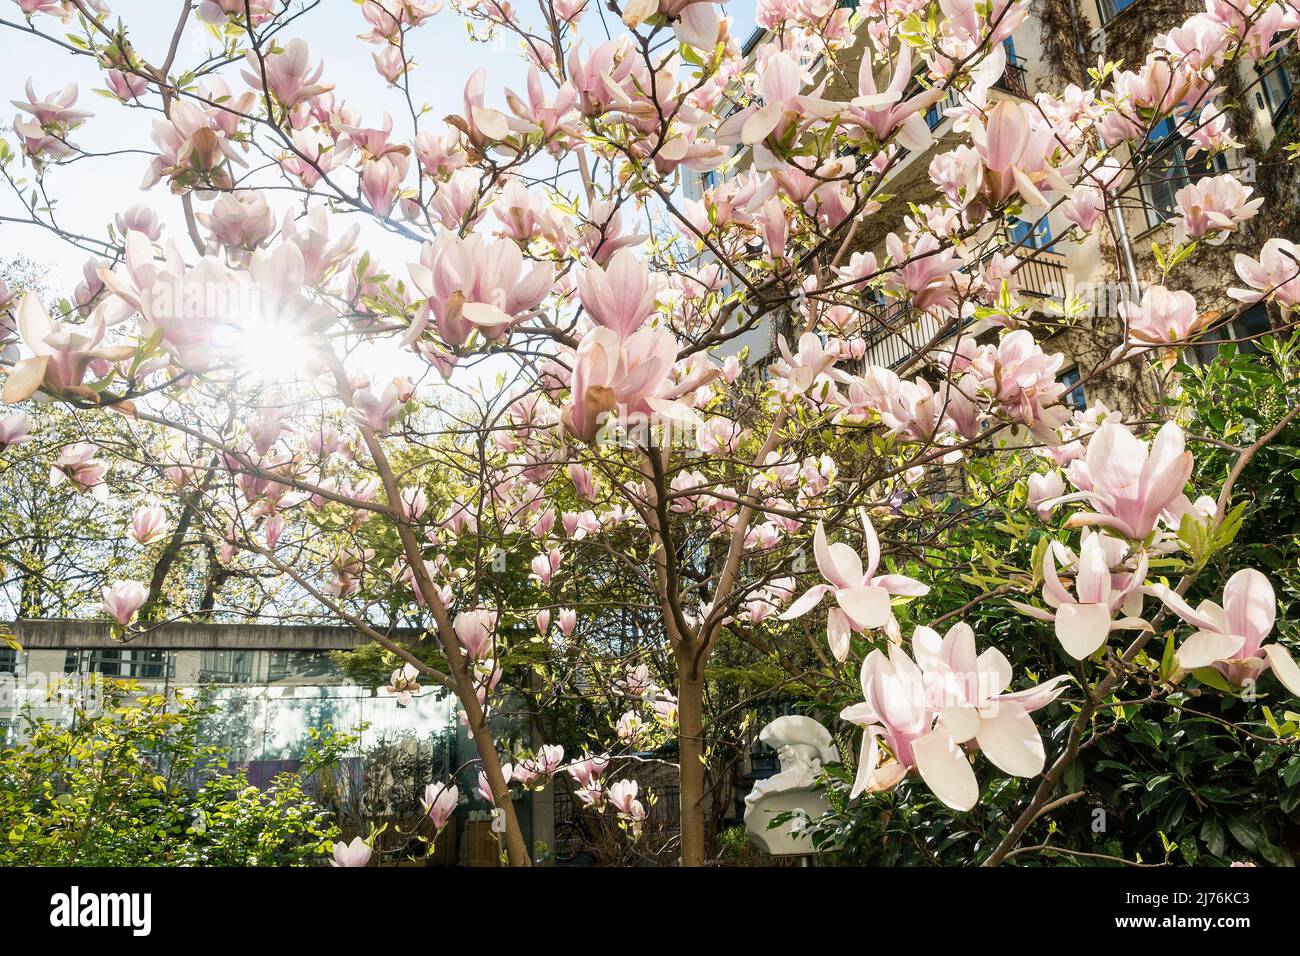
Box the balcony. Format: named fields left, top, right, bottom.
left=996, top=56, right=1030, bottom=98
left=1013, top=249, right=1068, bottom=301
left=860, top=304, right=964, bottom=371
left=925, top=56, right=1032, bottom=129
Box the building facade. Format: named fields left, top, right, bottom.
left=686, top=0, right=1295, bottom=415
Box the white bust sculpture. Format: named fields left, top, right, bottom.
left=743, top=716, right=839, bottom=856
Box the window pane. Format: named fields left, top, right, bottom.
left=1060, top=368, right=1086, bottom=412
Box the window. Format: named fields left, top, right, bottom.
left=1009, top=216, right=1052, bottom=250
left=925, top=86, right=961, bottom=130
left=0, top=648, right=19, bottom=676
left=66, top=648, right=171, bottom=680
left=1258, top=60, right=1293, bottom=122
left=1139, top=120, right=1225, bottom=229
left=199, top=650, right=254, bottom=684
left=700, top=170, right=719, bottom=192
left=1060, top=368, right=1087, bottom=412
left=998, top=38, right=1030, bottom=97
left=1098, top=0, right=1138, bottom=24
left=1191, top=304, right=1272, bottom=365
left=267, top=650, right=336, bottom=683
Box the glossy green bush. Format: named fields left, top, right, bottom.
left=0, top=679, right=343, bottom=866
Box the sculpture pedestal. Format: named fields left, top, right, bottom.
left=743, top=786, right=831, bottom=856
left=742, top=715, right=838, bottom=858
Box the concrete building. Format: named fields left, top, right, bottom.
left=0, top=620, right=549, bottom=865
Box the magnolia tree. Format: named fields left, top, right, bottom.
left=1, top=0, right=1299, bottom=867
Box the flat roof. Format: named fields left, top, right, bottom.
left=6, top=620, right=420, bottom=651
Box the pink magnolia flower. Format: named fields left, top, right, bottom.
left=970, top=100, right=1068, bottom=208
left=535, top=609, right=551, bottom=634
left=698, top=417, right=746, bottom=455
left=772, top=332, right=838, bottom=395
left=558, top=608, right=577, bottom=636
left=414, top=130, right=466, bottom=179
left=566, top=753, right=609, bottom=787
left=359, top=154, right=409, bottom=218
left=1149, top=569, right=1300, bottom=696
left=910, top=623, right=1070, bottom=776
left=421, top=782, right=459, bottom=830
left=715, top=50, right=839, bottom=148
left=11, top=79, right=91, bottom=129
left=504, top=68, right=578, bottom=143
left=449, top=68, right=511, bottom=150
left=971, top=330, right=1069, bottom=439
left=50, top=443, right=109, bottom=499
left=1229, top=239, right=1300, bottom=311
left=839, top=643, right=960, bottom=805
left=567, top=462, right=595, bottom=500
left=842, top=45, right=945, bottom=152
left=384, top=663, right=422, bottom=706
left=329, top=836, right=372, bottom=867
left=561, top=326, right=699, bottom=443
left=264, top=514, right=284, bottom=550
left=281, top=207, right=359, bottom=286
left=131, top=505, right=169, bottom=545
left=143, top=98, right=245, bottom=190
left=616, top=711, right=647, bottom=743
left=105, top=69, right=148, bottom=103
left=1062, top=184, right=1104, bottom=233
left=1047, top=421, right=1193, bottom=541
left=198, top=0, right=276, bottom=24
left=1180, top=101, right=1241, bottom=158
left=532, top=744, right=565, bottom=775
left=0, top=412, right=31, bottom=452
left=454, top=608, right=497, bottom=660
left=1120, top=287, right=1207, bottom=345
left=101, top=580, right=148, bottom=627
left=780, top=511, right=929, bottom=630
left=3, top=295, right=123, bottom=403
left=409, top=231, right=553, bottom=347
left=530, top=547, right=563, bottom=585
left=1026, top=470, right=1064, bottom=521
left=1008, top=532, right=1150, bottom=659
left=242, top=39, right=332, bottom=108
left=349, top=383, right=402, bottom=433
left=197, top=190, right=276, bottom=257
left=1171, top=174, right=1263, bottom=246
left=840, top=627, right=1066, bottom=810
left=884, top=233, right=960, bottom=314
left=576, top=250, right=658, bottom=339
left=13, top=0, right=77, bottom=18
left=606, top=778, right=640, bottom=815
left=372, top=46, right=410, bottom=85
left=115, top=204, right=162, bottom=242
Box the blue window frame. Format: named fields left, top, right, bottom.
left=1139, top=119, right=1226, bottom=229
left=1009, top=217, right=1052, bottom=250
left=1259, top=59, right=1293, bottom=122
left=1060, top=368, right=1087, bottom=412
left=1098, top=0, right=1138, bottom=24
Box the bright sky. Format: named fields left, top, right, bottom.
left=0, top=1, right=757, bottom=388
left=1, top=0, right=758, bottom=283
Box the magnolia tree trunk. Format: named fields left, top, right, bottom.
left=676, top=672, right=707, bottom=867
left=472, top=718, right=531, bottom=867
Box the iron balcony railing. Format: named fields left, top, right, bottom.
left=858, top=250, right=1068, bottom=371
left=924, top=56, right=1032, bottom=129
left=1013, top=249, right=1068, bottom=301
